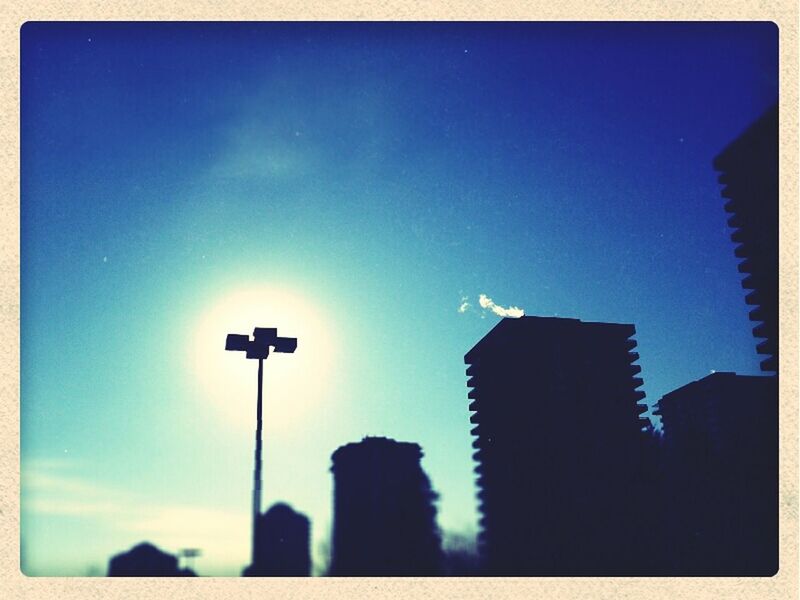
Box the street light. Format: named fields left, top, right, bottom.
left=177, top=548, right=201, bottom=572
left=225, top=326, right=297, bottom=567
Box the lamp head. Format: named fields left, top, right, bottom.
left=273, top=337, right=298, bottom=353
left=225, top=328, right=297, bottom=357
left=246, top=341, right=269, bottom=359
left=252, top=327, right=278, bottom=345
left=225, top=333, right=249, bottom=352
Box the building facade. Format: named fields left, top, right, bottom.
left=657, top=372, right=778, bottom=575
left=713, top=105, right=779, bottom=373
left=243, top=502, right=311, bottom=576
left=107, top=542, right=195, bottom=577
left=465, top=316, right=655, bottom=575
left=329, top=436, right=443, bottom=576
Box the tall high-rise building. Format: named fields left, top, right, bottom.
left=657, top=372, right=778, bottom=575
left=328, top=436, right=443, bottom=576
left=243, top=502, right=311, bottom=576
left=713, top=105, right=779, bottom=373
left=464, top=316, right=655, bottom=575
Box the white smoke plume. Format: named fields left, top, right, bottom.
left=478, top=293, right=525, bottom=318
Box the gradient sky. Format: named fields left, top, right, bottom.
left=21, top=22, right=778, bottom=576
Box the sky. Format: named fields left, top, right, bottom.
left=20, top=22, right=778, bottom=576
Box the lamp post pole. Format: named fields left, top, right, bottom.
left=225, top=327, right=297, bottom=572
left=252, top=357, right=264, bottom=566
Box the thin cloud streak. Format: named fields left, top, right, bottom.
left=22, top=459, right=249, bottom=575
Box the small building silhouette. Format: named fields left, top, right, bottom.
left=328, top=436, right=443, bottom=576
left=713, top=105, right=778, bottom=373
left=465, top=316, right=655, bottom=575
left=243, top=502, right=311, bottom=576
left=657, top=372, right=778, bottom=575
left=107, top=542, right=195, bottom=576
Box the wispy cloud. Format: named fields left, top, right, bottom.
left=457, top=296, right=470, bottom=313
left=206, top=61, right=400, bottom=186
left=209, top=119, right=310, bottom=181
left=478, top=293, right=525, bottom=318
left=22, top=458, right=249, bottom=575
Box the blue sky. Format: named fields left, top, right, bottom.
left=21, top=22, right=777, bottom=575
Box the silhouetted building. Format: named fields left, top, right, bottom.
left=465, top=316, right=655, bottom=575
left=442, top=534, right=483, bottom=576
left=107, top=542, right=196, bottom=576
left=713, top=105, right=778, bottom=373
left=243, top=502, right=311, bottom=576
left=657, top=372, right=778, bottom=575
left=329, top=436, right=443, bottom=576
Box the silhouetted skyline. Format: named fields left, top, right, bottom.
left=243, top=502, right=311, bottom=576
left=108, top=542, right=195, bottom=577
left=713, top=105, right=778, bottom=373
left=329, top=437, right=443, bottom=576
left=656, top=372, right=777, bottom=575
left=20, top=21, right=778, bottom=575
left=465, top=316, right=655, bottom=575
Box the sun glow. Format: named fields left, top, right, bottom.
left=189, top=285, right=336, bottom=431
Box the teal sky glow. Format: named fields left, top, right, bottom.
left=21, top=22, right=777, bottom=575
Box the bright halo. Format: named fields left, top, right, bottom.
left=189, top=285, right=335, bottom=432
